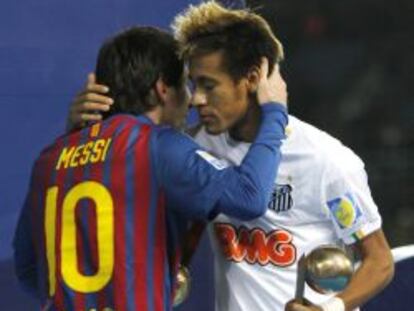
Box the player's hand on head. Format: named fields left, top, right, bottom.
left=256, top=57, right=287, bottom=108
left=66, top=73, right=114, bottom=131
left=285, top=298, right=322, bottom=311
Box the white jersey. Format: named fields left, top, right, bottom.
left=193, top=115, right=382, bottom=311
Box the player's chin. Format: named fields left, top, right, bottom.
left=204, top=123, right=225, bottom=135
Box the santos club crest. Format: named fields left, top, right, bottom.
left=268, top=184, right=293, bottom=213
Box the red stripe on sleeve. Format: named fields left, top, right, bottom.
left=153, top=192, right=166, bottom=311
left=89, top=154, right=106, bottom=309
left=110, top=121, right=135, bottom=310
left=133, top=124, right=152, bottom=310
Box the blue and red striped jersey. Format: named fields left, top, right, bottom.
left=14, top=103, right=288, bottom=311
left=14, top=114, right=179, bottom=311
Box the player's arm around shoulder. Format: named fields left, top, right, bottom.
left=153, top=124, right=275, bottom=221
left=153, top=126, right=269, bottom=220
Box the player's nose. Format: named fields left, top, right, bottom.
left=191, top=89, right=207, bottom=107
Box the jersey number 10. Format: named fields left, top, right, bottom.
left=45, top=181, right=114, bottom=295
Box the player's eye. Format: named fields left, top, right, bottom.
left=204, top=84, right=215, bottom=91
left=202, top=81, right=216, bottom=92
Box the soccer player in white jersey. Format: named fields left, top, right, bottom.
left=171, top=3, right=394, bottom=311
left=68, top=3, right=394, bottom=311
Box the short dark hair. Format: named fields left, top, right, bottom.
left=173, top=2, right=284, bottom=81
left=95, top=26, right=184, bottom=118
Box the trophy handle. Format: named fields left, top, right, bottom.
left=295, top=254, right=306, bottom=302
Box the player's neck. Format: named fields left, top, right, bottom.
left=228, top=102, right=261, bottom=143
left=145, top=107, right=162, bottom=125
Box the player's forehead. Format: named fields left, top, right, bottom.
left=188, top=50, right=232, bottom=82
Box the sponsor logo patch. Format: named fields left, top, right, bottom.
left=327, top=193, right=362, bottom=229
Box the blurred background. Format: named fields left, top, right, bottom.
left=0, top=0, right=412, bottom=309
left=250, top=0, right=414, bottom=247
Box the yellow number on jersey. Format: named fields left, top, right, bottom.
left=45, top=181, right=114, bottom=295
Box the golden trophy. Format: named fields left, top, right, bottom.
left=173, top=265, right=191, bottom=307
left=295, top=245, right=354, bottom=300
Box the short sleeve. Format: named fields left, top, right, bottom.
left=321, top=149, right=382, bottom=245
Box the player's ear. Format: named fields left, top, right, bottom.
left=154, top=77, right=173, bottom=106
left=245, top=64, right=261, bottom=93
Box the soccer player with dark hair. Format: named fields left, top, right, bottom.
left=13, top=25, right=288, bottom=311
